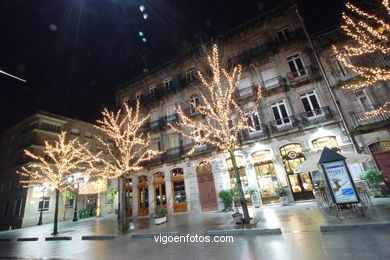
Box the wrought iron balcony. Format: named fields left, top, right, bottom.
left=300, top=106, right=332, bottom=125
left=263, top=76, right=287, bottom=92
left=241, top=124, right=268, bottom=141
left=269, top=116, right=299, bottom=133
left=165, top=146, right=184, bottom=160
left=287, top=65, right=317, bottom=86
left=353, top=110, right=390, bottom=127
left=235, top=85, right=261, bottom=100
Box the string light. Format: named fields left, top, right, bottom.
left=332, top=0, right=390, bottom=92
left=92, top=101, right=163, bottom=179
left=17, top=131, right=96, bottom=191
left=168, top=44, right=262, bottom=224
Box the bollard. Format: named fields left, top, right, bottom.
left=8, top=226, right=12, bottom=231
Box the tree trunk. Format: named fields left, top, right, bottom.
left=229, top=149, right=250, bottom=224
left=53, top=189, right=60, bottom=235
left=117, top=176, right=129, bottom=231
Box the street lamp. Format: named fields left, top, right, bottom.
left=67, top=172, right=89, bottom=222
left=37, top=182, right=49, bottom=226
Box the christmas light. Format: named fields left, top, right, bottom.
left=92, top=101, right=163, bottom=179
left=168, top=44, right=263, bottom=224
left=332, top=0, right=390, bottom=92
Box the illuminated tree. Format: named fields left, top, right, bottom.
left=333, top=0, right=390, bottom=119
left=169, top=44, right=262, bottom=224
left=93, top=102, right=162, bottom=231
left=17, top=131, right=95, bottom=235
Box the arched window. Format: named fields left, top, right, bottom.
left=190, top=94, right=200, bottom=115
left=312, top=136, right=339, bottom=151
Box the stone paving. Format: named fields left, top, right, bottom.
left=0, top=198, right=389, bottom=259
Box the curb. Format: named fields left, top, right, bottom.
left=207, top=228, right=282, bottom=236
left=81, top=235, right=117, bottom=240
left=0, top=238, right=12, bottom=242
left=17, top=237, right=38, bottom=242
left=320, top=222, right=390, bottom=232
left=131, top=232, right=180, bottom=238
left=45, top=236, right=72, bottom=241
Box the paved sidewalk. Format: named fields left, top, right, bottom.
left=0, top=198, right=389, bottom=238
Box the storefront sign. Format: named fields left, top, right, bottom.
left=287, top=151, right=297, bottom=159
left=322, top=161, right=359, bottom=204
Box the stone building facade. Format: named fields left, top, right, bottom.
left=0, top=111, right=114, bottom=230
left=114, top=3, right=387, bottom=218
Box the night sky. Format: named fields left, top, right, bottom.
left=0, top=0, right=345, bottom=131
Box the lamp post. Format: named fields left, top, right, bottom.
left=67, top=172, right=89, bottom=222
left=37, top=182, right=49, bottom=226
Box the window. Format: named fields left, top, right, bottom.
left=136, top=91, right=143, bottom=100
left=166, top=104, right=175, bottom=117
left=13, top=199, right=22, bottom=216
left=152, top=139, right=162, bottom=151
left=331, top=56, right=347, bottom=77
left=301, top=91, right=322, bottom=119
left=167, top=134, right=180, bottom=148
left=352, top=90, right=373, bottom=112
left=150, top=111, right=159, bottom=129
left=189, top=94, right=200, bottom=115
left=260, top=67, right=278, bottom=89
left=246, top=110, right=262, bottom=133
left=85, top=131, right=93, bottom=138
left=237, top=76, right=252, bottom=98
left=149, top=85, right=157, bottom=97
left=186, top=70, right=197, bottom=82
left=271, top=101, right=290, bottom=126
left=312, top=136, right=338, bottom=150
left=277, top=28, right=290, bottom=43
left=66, top=198, right=74, bottom=208
left=287, top=54, right=306, bottom=78
left=164, top=78, right=174, bottom=91
left=3, top=201, right=10, bottom=217
left=38, top=197, right=50, bottom=211
left=71, top=128, right=80, bottom=136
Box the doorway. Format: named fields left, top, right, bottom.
left=138, top=175, right=149, bottom=216
left=197, top=162, right=218, bottom=211
left=369, top=142, right=390, bottom=189
left=125, top=178, right=133, bottom=217
left=171, top=168, right=187, bottom=213
left=154, top=172, right=166, bottom=209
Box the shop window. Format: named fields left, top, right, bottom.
left=227, top=156, right=248, bottom=189
left=251, top=150, right=273, bottom=163
left=254, top=161, right=279, bottom=204
left=154, top=172, right=166, bottom=208
left=369, top=141, right=390, bottom=153
left=226, top=156, right=245, bottom=168
left=171, top=168, right=187, bottom=212
left=312, top=136, right=339, bottom=150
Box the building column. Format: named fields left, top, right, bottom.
left=132, top=178, right=139, bottom=217
left=164, top=172, right=174, bottom=215
left=148, top=176, right=155, bottom=216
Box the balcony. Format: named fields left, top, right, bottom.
left=269, top=116, right=300, bottom=133
left=183, top=107, right=201, bottom=118
left=353, top=110, right=390, bottom=127
left=236, top=85, right=260, bottom=100
left=31, top=123, right=62, bottom=133
left=300, top=106, right=333, bottom=125
left=287, top=65, right=319, bottom=86
left=241, top=124, right=268, bottom=141
left=165, top=146, right=184, bottom=161
left=150, top=120, right=161, bottom=131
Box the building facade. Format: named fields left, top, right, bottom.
left=0, top=111, right=114, bottom=230
left=114, top=3, right=387, bottom=218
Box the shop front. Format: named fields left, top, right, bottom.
left=280, top=143, right=314, bottom=201
left=369, top=141, right=390, bottom=189
left=154, top=172, right=166, bottom=209
left=251, top=150, right=280, bottom=204
left=171, top=168, right=187, bottom=213
left=125, top=178, right=133, bottom=217
left=138, top=175, right=149, bottom=216
left=78, top=178, right=107, bottom=218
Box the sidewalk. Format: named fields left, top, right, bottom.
left=0, top=198, right=389, bottom=238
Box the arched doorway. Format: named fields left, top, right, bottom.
left=138, top=175, right=149, bottom=216
left=125, top=178, right=133, bottom=217
left=196, top=162, right=218, bottom=211
left=154, top=172, right=166, bottom=209
left=171, top=168, right=187, bottom=212
left=251, top=150, right=280, bottom=204
left=280, top=143, right=314, bottom=201
left=369, top=141, right=390, bottom=189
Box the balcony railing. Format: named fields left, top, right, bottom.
left=353, top=110, right=390, bottom=127
left=263, top=76, right=286, bottom=92
left=269, top=116, right=299, bottom=133
left=241, top=124, right=268, bottom=141
left=300, top=106, right=332, bottom=124
left=287, top=65, right=317, bottom=85
left=31, top=123, right=62, bottom=133
left=236, top=85, right=259, bottom=100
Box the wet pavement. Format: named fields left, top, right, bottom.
left=0, top=198, right=389, bottom=260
